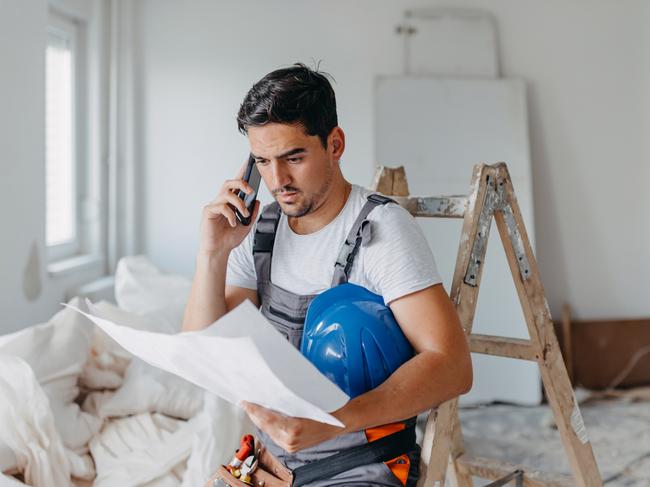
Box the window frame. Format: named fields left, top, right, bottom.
left=45, top=7, right=91, bottom=266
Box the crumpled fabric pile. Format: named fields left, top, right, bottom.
left=0, top=256, right=251, bottom=487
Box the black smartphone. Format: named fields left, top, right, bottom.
left=234, top=155, right=261, bottom=226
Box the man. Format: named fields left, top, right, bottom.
left=183, top=64, right=472, bottom=486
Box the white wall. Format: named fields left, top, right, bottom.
left=0, top=0, right=107, bottom=333
left=134, top=0, right=649, bottom=320
left=132, top=0, right=408, bottom=275
left=0, top=1, right=646, bottom=334
left=481, top=0, right=650, bottom=320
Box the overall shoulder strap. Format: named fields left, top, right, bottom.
left=331, top=194, right=394, bottom=287
left=253, top=202, right=281, bottom=284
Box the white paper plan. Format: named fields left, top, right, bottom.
left=67, top=300, right=349, bottom=427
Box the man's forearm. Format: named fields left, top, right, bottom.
left=334, top=350, right=472, bottom=432
left=181, top=250, right=230, bottom=332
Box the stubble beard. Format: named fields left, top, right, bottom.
left=276, top=168, right=334, bottom=218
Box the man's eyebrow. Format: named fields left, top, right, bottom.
left=279, top=147, right=307, bottom=158
left=251, top=148, right=307, bottom=160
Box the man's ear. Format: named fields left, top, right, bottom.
left=329, top=127, right=345, bottom=161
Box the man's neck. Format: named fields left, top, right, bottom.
left=288, top=177, right=352, bottom=235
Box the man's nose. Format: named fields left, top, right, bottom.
left=269, top=160, right=291, bottom=190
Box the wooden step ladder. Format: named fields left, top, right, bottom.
left=371, top=163, right=603, bottom=487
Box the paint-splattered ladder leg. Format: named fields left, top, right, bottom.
left=492, top=164, right=602, bottom=487
left=420, top=165, right=493, bottom=487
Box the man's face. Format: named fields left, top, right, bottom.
left=248, top=123, right=344, bottom=218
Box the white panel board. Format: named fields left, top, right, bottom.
left=404, top=8, right=499, bottom=78
left=375, top=76, right=540, bottom=405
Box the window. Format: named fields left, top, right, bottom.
left=46, top=23, right=77, bottom=254
left=45, top=6, right=102, bottom=273
left=46, top=2, right=111, bottom=277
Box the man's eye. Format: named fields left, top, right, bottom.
left=287, top=157, right=303, bottom=163
left=255, top=159, right=268, bottom=166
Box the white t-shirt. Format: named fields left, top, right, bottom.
left=226, top=184, right=442, bottom=304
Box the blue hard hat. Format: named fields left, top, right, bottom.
left=301, top=283, right=414, bottom=399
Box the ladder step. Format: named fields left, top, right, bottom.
left=455, top=454, right=573, bottom=487
left=469, top=334, right=539, bottom=361
left=392, top=195, right=467, bottom=218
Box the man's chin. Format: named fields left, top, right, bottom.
left=278, top=201, right=311, bottom=218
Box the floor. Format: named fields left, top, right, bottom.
left=447, top=388, right=650, bottom=485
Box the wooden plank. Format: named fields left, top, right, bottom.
left=448, top=406, right=474, bottom=487
left=492, top=163, right=603, bottom=487
left=469, top=334, right=538, bottom=361
left=391, top=166, right=411, bottom=196
left=371, top=166, right=411, bottom=196
left=456, top=454, right=574, bottom=487
left=392, top=195, right=467, bottom=219
left=449, top=164, right=492, bottom=326
left=417, top=401, right=458, bottom=487
left=371, top=166, right=394, bottom=195
left=570, top=317, right=650, bottom=389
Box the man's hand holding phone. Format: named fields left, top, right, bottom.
left=232, top=155, right=261, bottom=226
left=199, top=157, right=261, bottom=255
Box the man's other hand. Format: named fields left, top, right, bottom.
left=240, top=401, right=345, bottom=453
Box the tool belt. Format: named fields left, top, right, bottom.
left=212, top=426, right=416, bottom=487
left=214, top=440, right=292, bottom=487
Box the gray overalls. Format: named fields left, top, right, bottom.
left=252, top=194, right=420, bottom=487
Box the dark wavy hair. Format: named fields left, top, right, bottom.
left=237, top=63, right=337, bottom=148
